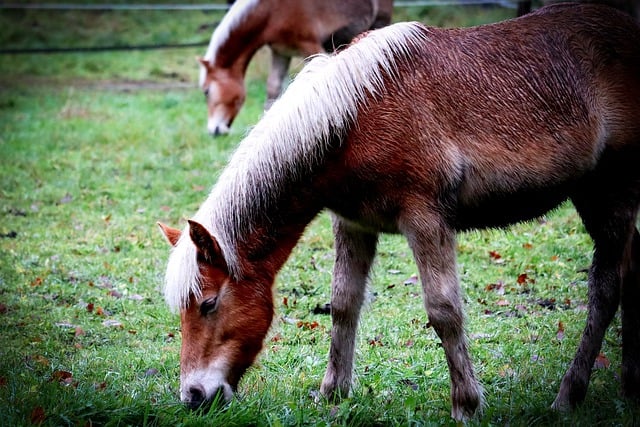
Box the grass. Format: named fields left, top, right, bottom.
left=1, top=2, right=639, bottom=426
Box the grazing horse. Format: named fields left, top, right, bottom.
left=160, top=4, right=640, bottom=420
left=197, top=0, right=393, bottom=136
left=517, top=0, right=639, bottom=18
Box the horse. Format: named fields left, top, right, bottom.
left=197, top=0, right=393, bottom=136
left=517, top=0, right=639, bottom=18
left=160, top=3, right=640, bottom=420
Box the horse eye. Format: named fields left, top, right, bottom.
left=203, top=88, right=209, bottom=98
left=200, top=297, right=218, bottom=316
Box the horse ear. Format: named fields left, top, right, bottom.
left=187, top=220, right=225, bottom=266
left=157, top=222, right=181, bottom=247
left=196, top=56, right=210, bottom=69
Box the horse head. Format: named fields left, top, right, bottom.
left=158, top=221, right=273, bottom=410
left=197, top=58, right=246, bottom=136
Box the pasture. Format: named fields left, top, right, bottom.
left=1, top=2, right=638, bottom=425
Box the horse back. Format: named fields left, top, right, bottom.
left=264, top=0, right=390, bottom=54
left=326, top=4, right=640, bottom=231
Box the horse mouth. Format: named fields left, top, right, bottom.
left=183, top=383, right=233, bottom=412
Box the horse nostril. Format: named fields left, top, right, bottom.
left=187, top=385, right=206, bottom=410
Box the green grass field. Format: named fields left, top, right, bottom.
left=1, top=2, right=639, bottom=426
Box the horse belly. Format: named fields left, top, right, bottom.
left=455, top=183, right=574, bottom=230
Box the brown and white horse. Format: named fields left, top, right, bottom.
left=517, top=0, right=639, bottom=18
left=161, top=4, right=640, bottom=420
left=197, top=0, right=393, bottom=136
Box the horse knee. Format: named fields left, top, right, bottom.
left=425, top=299, right=465, bottom=340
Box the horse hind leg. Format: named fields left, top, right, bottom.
left=403, top=214, right=482, bottom=421
left=265, top=52, right=291, bottom=110
left=621, top=228, right=640, bottom=401
left=320, top=216, right=378, bottom=401
left=553, top=178, right=640, bottom=410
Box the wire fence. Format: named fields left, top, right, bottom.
left=0, top=1, right=521, bottom=55
left=1, top=1, right=519, bottom=10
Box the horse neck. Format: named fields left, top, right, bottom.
left=204, top=179, right=325, bottom=283
left=210, top=3, right=269, bottom=75
left=235, top=214, right=316, bottom=283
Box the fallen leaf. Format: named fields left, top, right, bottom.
left=522, top=242, right=533, bottom=249
left=498, top=364, right=514, bottom=377
left=496, top=299, right=510, bottom=307
left=108, top=290, right=122, bottom=298
left=282, top=297, right=288, bottom=307
left=594, top=353, right=610, bottom=369
left=537, top=298, right=556, bottom=310
left=556, top=321, right=565, bottom=341
left=58, top=193, right=73, bottom=204
left=32, top=355, right=49, bottom=367
left=399, top=378, right=419, bottom=390
left=486, top=281, right=505, bottom=295
left=0, top=303, right=8, bottom=314
left=296, top=320, right=319, bottom=330
left=0, top=377, right=6, bottom=387
left=50, top=370, right=73, bottom=384
left=30, top=406, right=46, bottom=425
left=86, top=303, right=94, bottom=313
left=74, top=327, right=85, bottom=337
left=368, top=335, right=384, bottom=347
left=404, top=275, right=419, bottom=285
left=102, top=319, right=123, bottom=327
left=94, top=381, right=107, bottom=391
left=145, top=368, right=159, bottom=376
left=489, top=250, right=502, bottom=260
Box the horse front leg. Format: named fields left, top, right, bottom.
left=320, top=216, right=378, bottom=401
left=265, top=51, right=291, bottom=110
left=404, top=217, right=482, bottom=421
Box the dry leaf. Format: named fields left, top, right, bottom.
left=30, top=406, right=46, bottom=425
left=556, top=321, right=565, bottom=341
left=594, top=353, right=610, bottom=369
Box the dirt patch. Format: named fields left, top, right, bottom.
left=0, top=76, right=195, bottom=92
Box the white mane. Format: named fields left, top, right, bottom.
left=199, top=0, right=260, bottom=87
left=166, top=22, right=428, bottom=311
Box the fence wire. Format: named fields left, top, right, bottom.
left=0, top=1, right=520, bottom=55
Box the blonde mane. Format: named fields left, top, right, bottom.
left=166, top=22, right=428, bottom=311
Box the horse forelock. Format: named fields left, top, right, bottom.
left=164, top=231, right=201, bottom=312
left=199, top=0, right=261, bottom=87
left=169, top=22, right=428, bottom=310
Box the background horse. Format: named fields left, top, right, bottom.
left=197, top=0, right=393, bottom=136
left=161, top=4, right=640, bottom=421
left=517, top=0, right=639, bottom=18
